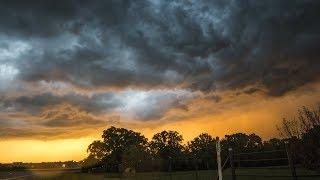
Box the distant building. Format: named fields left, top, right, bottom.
left=12, top=162, right=24, bottom=167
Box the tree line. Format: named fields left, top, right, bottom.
left=82, top=105, right=320, bottom=172
left=82, top=128, right=284, bottom=172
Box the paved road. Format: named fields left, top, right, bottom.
left=0, top=169, right=81, bottom=180
left=0, top=171, right=33, bottom=180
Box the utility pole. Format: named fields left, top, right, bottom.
left=216, top=137, right=223, bottom=180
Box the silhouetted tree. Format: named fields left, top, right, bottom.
left=277, top=106, right=320, bottom=139
left=82, top=154, right=100, bottom=170
left=186, top=133, right=216, bottom=170
left=101, top=126, right=148, bottom=163
left=277, top=105, right=320, bottom=170
left=263, top=138, right=285, bottom=151
left=187, top=133, right=216, bottom=159
left=84, top=126, right=149, bottom=172
left=221, top=133, right=263, bottom=153
left=87, top=140, right=107, bottom=160
left=149, top=130, right=184, bottom=159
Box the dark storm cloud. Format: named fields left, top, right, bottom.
left=1, top=90, right=193, bottom=121
left=1, top=0, right=320, bottom=95
left=243, top=87, right=261, bottom=95
left=0, top=127, right=65, bottom=139
left=1, top=92, right=121, bottom=114
left=0, top=0, right=79, bottom=37
left=40, top=105, right=106, bottom=127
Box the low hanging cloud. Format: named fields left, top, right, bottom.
left=1, top=89, right=194, bottom=126
left=40, top=105, right=105, bottom=127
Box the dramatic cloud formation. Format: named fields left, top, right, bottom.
left=0, top=0, right=319, bottom=141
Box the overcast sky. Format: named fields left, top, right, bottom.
left=0, top=0, right=319, bottom=162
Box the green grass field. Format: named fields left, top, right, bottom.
left=2, top=167, right=319, bottom=180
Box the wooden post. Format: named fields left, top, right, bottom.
left=216, top=137, right=223, bottom=180
left=169, top=159, right=173, bottom=180
left=228, top=148, right=236, bottom=180
left=151, top=159, right=154, bottom=180
left=285, top=142, right=297, bottom=180
left=195, top=160, right=199, bottom=180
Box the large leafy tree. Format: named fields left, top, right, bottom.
left=263, top=138, right=285, bottom=151
left=83, top=140, right=107, bottom=169
left=149, top=130, right=184, bottom=159
left=82, top=154, right=100, bottom=169
left=187, top=133, right=216, bottom=159
left=101, top=126, right=148, bottom=162
left=87, top=140, right=107, bottom=160
left=221, top=133, right=263, bottom=153
left=86, top=126, right=149, bottom=166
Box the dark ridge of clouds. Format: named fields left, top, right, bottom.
left=1, top=90, right=194, bottom=121
left=40, top=105, right=106, bottom=127
left=243, top=87, right=261, bottom=95
left=0, top=126, right=103, bottom=140
left=0, top=127, right=66, bottom=139
left=2, top=92, right=121, bottom=114
left=0, top=0, right=319, bottom=96
left=0, top=106, right=107, bottom=138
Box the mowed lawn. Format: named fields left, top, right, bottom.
left=1, top=167, right=319, bottom=180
